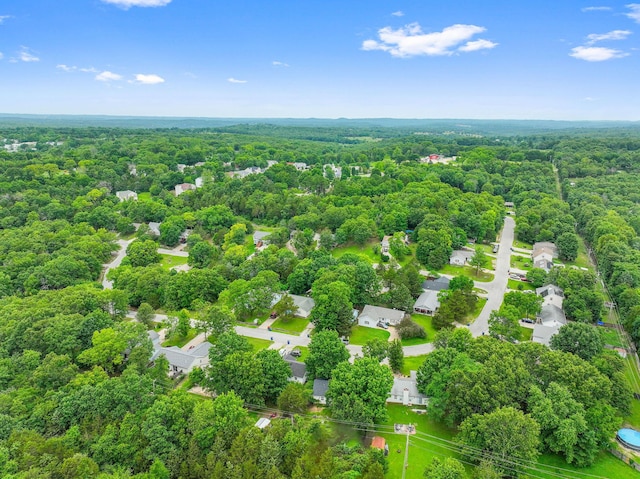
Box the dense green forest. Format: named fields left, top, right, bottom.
left=1, top=124, right=640, bottom=479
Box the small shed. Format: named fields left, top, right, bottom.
left=371, top=436, right=386, bottom=450
left=255, top=418, right=271, bottom=430
left=313, top=378, right=329, bottom=405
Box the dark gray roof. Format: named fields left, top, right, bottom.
left=286, top=360, right=306, bottom=379
left=538, top=304, right=567, bottom=325
left=313, top=378, right=329, bottom=397
left=422, top=276, right=450, bottom=291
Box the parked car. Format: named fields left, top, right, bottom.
left=377, top=321, right=389, bottom=329
left=340, top=336, right=350, bottom=345
left=521, top=318, right=535, bottom=324
left=492, top=244, right=499, bottom=253
left=290, top=349, right=302, bottom=357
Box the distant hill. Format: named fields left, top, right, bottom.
left=0, top=113, right=638, bottom=136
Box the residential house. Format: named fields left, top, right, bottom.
left=148, top=222, right=161, bottom=237
left=504, top=201, right=514, bottom=208
left=381, top=236, right=391, bottom=254
left=226, top=166, right=264, bottom=179
left=195, top=177, right=204, bottom=188
left=128, top=163, right=138, bottom=176
left=288, top=294, right=316, bottom=318
left=324, top=164, right=342, bottom=179
left=533, top=242, right=558, bottom=257
left=175, top=183, right=196, bottom=196
left=450, top=249, right=473, bottom=266
left=413, top=290, right=440, bottom=315
left=371, top=436, right=388, bottom=455
left=358, top=305, right=405, bottom=328
left=532, top=283, right=566, bottom=346
left=422, top=276, right=450, bottom=291
left=116, top=190, right=138, bottom=202
left=283, top=354, right=308, bottom=384
left=532, top=246, right=556, bottom=272
left=387, top=371, right=428, bottom=406
left=313, top=378, right=329, bottom=405
left=151, top=340, right=212, bottom=376
left=292, top=162, right=308, bottom=171
left=253, top=230, right=271, bottom=246
left=176, top=164, right=187, bottom=173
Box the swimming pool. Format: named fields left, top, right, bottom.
left=617, top=428, right=640, bottom=451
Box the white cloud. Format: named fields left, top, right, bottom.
left=584, top=97, right=596, bottom=101
left=95, top=70, right=123, bottom=81
left=362, top=22, right=496, bottom=57
left=57, top=64, right=76, bottom=72
left=80, top=67, right=98, bottom=73
left=19, top=47, right=39, bottom=62
left=582, top=6, right=612, bottom=11
left=391, top=11, right=404, bottom=17
left=272, top=61, right=289, bottom=67
left=459, top=39, right=499, bottom=52
left=133, top=73, right=165, bottom=84
left=570, top=46, right=629, bottom=61
left=627, top=4, right=640, bottom=23
left=228, top=77, right=247, bottom=83
left=101, top=0, right=171, bottom=8
left=586, top=29, right=632, bottom=44
left=0, top=15, right=11, bottom=24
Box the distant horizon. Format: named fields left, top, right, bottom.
left=1, top=113, right=639, bottom=123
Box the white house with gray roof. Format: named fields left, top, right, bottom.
left=413, top=290, right=440, bottom=316
left=148, top=330, right=212, bottom=375
left=358, top=305, right=405, bottom=328
left=532, top=284, right=567, bottom=347
left=387, top=371, right=428, bottom=406
left=116, top=190, right=138, bottom=202
left=289, top=294, right=315, bottom=318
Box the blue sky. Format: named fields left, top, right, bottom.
left=1, top=0, right=639, bottom=120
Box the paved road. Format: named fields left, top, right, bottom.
left=468, top=216, right=515, bottom=337
left=102, top=238, right=136, bottom=289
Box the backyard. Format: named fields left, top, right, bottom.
left=331, top=240, right=381, bottom=265
left=438, top=264, right=494, bottom=282
left=400, top=354, right=427, bottom=376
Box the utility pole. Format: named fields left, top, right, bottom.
left=401, top=424, right=410, bottom=479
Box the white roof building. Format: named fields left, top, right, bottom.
left=116, top=190, right=138, bottom=202
left=148, top=222, right=161, bottom=237
left=358, top=305, right=405, bottom=328
left=175, top=183, right=196, bottom=196
left=288, top=294, right=316, bottom=318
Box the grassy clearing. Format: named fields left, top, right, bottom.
left=536, top=450, right=640, bottom=479
left=519, top=326, right=533, bottom=341
left=160, top=254, right=189, bottom=271
left=290, top=346, right=310, bottom=362
left=380, top=405, right=459, bottom=479
left=349, top=325, right=390, bottom=345
left=400, top=314, right=437, bottom=346
left=271, top=315, right=309, bottom=334
left=513, top=239, right=533, bottom=250
left=561, top=236, right=592, bottom=270
left=331, top=240, right=381, bottom=265
left=138, top=192, right=152, bottom=201
left=624, top=355, right=640, bottom=396
left=438, top=264, right=494, bottom=282
left=510, top=254, right=532, bottom=271
left=507, top=279, right=534, bottom=291
left=400, top=355, right=428, bottom=376
left=161, top=328, right=198, bottom=348
left=600, top=327, right=625, bottom=348
left=245, top=337, right=273, bottom=352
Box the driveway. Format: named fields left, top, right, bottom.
left=102, top=238, right=136, bottom=289
left=468, top=216, right=515, bottom=337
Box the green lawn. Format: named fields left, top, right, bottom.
left=510, top=254, right=532, bottom=270
left=138, top=192, right=152, bottom=201
left=561, top=236, right=592, bottom=270
left=348, top=325, right=390, bottom=345
left=600, top=327, right=625, bottom=348
left=519, top=326, right=533, bottom=341
left=507, top=278, right=535, bottom=291
left=400, top=314, right=437, bottom=346
left=245, top=337, right=273, bottom=352
left=160, top=254, right=189, bottom=271
left=624, top=355, right=640, bottom=396
left=513, top=239, right=533, bottom=249
left=331, top=240, right=381, bottom=265
left=271, top=316, right=310, bottom=334
left=161, top=328, right=198, bottom=348
left=536, top=450, right=640, bottom=479
left=438, top=264, right=494, bottom=282
left=380, top=405, right=459, bottom=479
left=463, top=297, right=487, bottom=324
left=290, top=346, right=310, bottom=362
left=400, top=355, right=428, bottom=376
